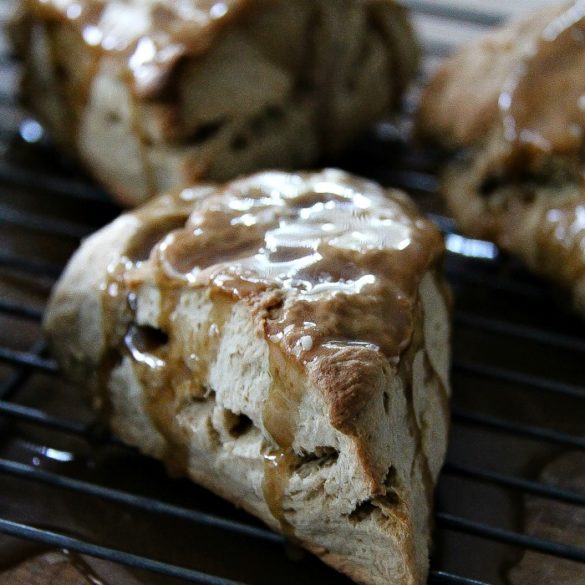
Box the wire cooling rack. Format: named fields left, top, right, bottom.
left=0, top=2, right=584, bottom=584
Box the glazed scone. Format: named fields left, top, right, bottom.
left=417, top=1, right=585, bottom=312
left=12, top=0, right=418, bottom=206
left=44, top=169, right=451, bottom=585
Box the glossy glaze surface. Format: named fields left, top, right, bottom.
left=498, top=2, right=585, bottom=157
left=29, top=0, right=259, bottom=95
left=151, top=170, right=443, bottom=365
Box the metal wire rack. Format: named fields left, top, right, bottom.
left=1, top=2, right=584, bottom=584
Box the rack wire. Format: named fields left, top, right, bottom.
left=1, top=2, right=584, bottom=585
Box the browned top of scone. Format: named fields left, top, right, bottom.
left=418, top=1, right=582, bottom=158
left=24, top=0, right=409, bottom=98
left=117, top=169, right=444, bottom=432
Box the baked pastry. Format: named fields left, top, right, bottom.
left=417, top=2, right=585, bottom=311
left=44, top=169, right=451, bottom=585
left=12, top=0, right=418, bottom=206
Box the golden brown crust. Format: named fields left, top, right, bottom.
left=311, top=345, right=387, bottom=436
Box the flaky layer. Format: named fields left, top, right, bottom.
left=44, top=170, right=451, bottom=585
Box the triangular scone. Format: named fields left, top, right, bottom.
left=45, top=170, right=451, bottom=585
left=12, top=0, right=418, bottom=206
left=418, top=2, right=585, bottom=312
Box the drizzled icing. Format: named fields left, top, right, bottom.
left=150, top=169, right=443, bottom=365
left=498, top=1, right=585, bottom=159
left=30, top=0, right=259, bottom=96
left=98, top=170, right=444, bottom=534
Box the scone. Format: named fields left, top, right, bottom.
left=12, top=0, right=418, bottom=206
left=44, top=169, right=451, bottom=585
left=417, top=2, right=585, bottom=312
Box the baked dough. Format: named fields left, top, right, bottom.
left=417, top=2, right=585, bottom=311
left=44, top=169, right=451, bottom=585
left=12, top=0, right=418, bottom=206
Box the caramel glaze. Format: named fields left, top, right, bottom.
left=26, top=0, right=261, bottom=97
left=507, top=198, right=585, bottom=294
left=498, top=3, right=585, bottom=162
left=27, top=0, right=406, bottom=99
left=499, top=1, right=585, bottom=285
left=100, top=199, right=196, bottom=472
left=397, top=298, right=446, bottom=546
left=490, top=4, right=585, bottom=293
left=159, top=172, right=441, bottom=367
left=98, top=170, right=444, bottom=532
left=426, top=4, right=585, bottom=300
